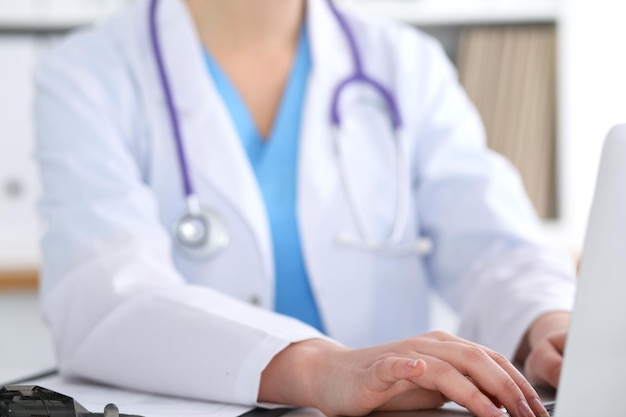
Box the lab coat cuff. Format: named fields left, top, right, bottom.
left=498, top=301, right=575, bottom=361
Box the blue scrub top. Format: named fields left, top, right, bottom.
left=203, top=27, right=325, bottom=332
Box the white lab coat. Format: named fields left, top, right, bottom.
left=34, top=0, right=576, bottom=407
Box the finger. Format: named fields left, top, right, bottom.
left=376, top=388, right=447, bottom=411
left=469, top=344, right=547, bottom=417
left=484, top=347, right=549, bottom=417
left=550, top=332, right=567, bottom=355
left=409, top=356, right=508, bottom=417
left=421, top=333, right=548, bottom=417
left=467, top=376, right=502, bottom=408
left=433, top=342, right=538, bottom=417
left=525, top=340, right=563, bottom=388
left=367, top=357, right=426, bottom=393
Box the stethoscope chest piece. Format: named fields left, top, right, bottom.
left=174, top=207, right=230, bottom=258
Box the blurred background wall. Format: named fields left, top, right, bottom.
left=1, top=0, right=625, bottom=382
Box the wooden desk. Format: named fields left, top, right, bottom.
left=0, top=269, right=38, bottom=291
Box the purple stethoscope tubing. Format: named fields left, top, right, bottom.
left=325, top=0, right=403, bottom=130
left=149, top=0, right=194, bottom=204
left=149, top=0, right=429, bottom=255
left=326, top=1, right=419, bottom=251
left=150, top=0, right=230, bottom=256
left=149, top=0, right=401, bottom=199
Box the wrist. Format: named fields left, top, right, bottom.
left=515, top=311, right=570, bottom=363
left=259, top=338, right=345, bottom=408
left=527, top=311, right=570, bottom=349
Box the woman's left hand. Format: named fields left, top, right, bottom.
left=521, top=312, right=571, bottom=388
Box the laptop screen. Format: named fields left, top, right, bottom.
left=554, top=125, right=626, bottom=417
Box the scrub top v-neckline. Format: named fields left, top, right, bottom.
left=202, top=26, right=326, bottom=333
left=203, top=30, right=308, bottom=159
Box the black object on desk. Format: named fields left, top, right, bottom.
left=0, top=385, right=143, bottom=417
left=4, top=369, right=294, bottom=417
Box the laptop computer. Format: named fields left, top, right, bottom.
left=550, top=124, right=626, bottom=417
left=461, top=124, right=625, bottom=417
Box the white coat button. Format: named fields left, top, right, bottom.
left=249, top=295, right=261, bottom=306
left=3, top=178, right=24, bottom=200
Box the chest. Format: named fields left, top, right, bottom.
left=207, top=49, right=297, bottom=140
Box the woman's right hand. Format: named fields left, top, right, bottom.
left=259, top=331, right=550, bottom=417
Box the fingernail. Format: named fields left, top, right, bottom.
left=488, top=403, right=507, bottom=417
left=530, top=398, right=550, bottom=417
left=518, top=400, right=535, bottom=417
left=407, top=359, right=419, bottom=368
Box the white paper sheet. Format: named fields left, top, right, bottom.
left=21, top=374, right=254, bottom=417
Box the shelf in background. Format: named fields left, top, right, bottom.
left=0, top=2, right=125, bottom=31
left=344, top=0, right=559, bottom=26
left=1, top=0, right=560, bottom=30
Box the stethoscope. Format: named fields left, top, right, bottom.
left=148, top=0, right=433, bottom=258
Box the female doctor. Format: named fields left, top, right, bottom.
left=34, top=0, right=576, bottom=416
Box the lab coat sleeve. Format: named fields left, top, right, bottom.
left=406, top=35, right=577, bottom=359
left=34, top=29, right=324, bottom=405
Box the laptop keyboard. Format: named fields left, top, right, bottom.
left=504, top=402, right=556, bottom=416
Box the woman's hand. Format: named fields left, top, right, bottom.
left=259, top=332, right=550, bottom=417
left=521, top=312, right=571, bottom=388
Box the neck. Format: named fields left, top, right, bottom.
left=183, top=0, right=306, bottom=53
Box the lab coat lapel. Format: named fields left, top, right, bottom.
left=298, top=0, right=352, bottom=254
left=153, top=0, right=273, bottom=280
